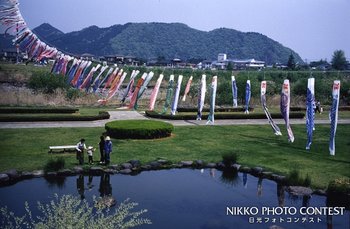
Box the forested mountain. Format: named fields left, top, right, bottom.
left=3, top=22, right=303, bottom=64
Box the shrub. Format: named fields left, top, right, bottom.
left=105, top=120, right=174, bottom=139
left=44, top=157, right=65, bottom=172
left=145, top=110, right=305, bottom=120
left=0, top=111, right=110, bottom=122
left=286, top=169, right=312, bottom=187
left=28, top=72, right=69, bottom=94
left=0, top=107, right=78, bottom=114
left=327, top=178, right=350, bottom=209
left=66, top=88, right=85, bottom=101
left=222, top=152, right=239, bottom=167
left=0, top=194, right=151, bottom=229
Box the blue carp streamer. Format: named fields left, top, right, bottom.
left=244, top=80, right=251, bottom=114
left=306, top=78, right=315, bottom=150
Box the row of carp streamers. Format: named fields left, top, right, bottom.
left=1, top=0, right=340, bottom=155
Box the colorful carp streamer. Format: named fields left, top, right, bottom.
left=121, top=70, right=139, bottom=103
left=161, top=75, right=174, bottom=114
left=197, top=75, right=207, bottom=120
left=171, top=75, right=183, bottom=115
left=134, top=72, right=154, bottom=109
left=261, top=81, right=282, bottom=136
left=149, top=74, right=164, bottom=111
left=244, top=80, right=251, bottom=114
left=280, top=79, right=295, bottom=143
left=182, top=76, right=193, bottom=102
left=206, top=76, right=217, bottom=125
left=128, top=73, right=147, bottom=109
left=231, top=76, right=238, bottom=107
left=329, top=80, right=341, bottom=156
left=306, top=78, right=315, bottom=150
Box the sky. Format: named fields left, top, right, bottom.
left=16, top=0, right=350, bottom=62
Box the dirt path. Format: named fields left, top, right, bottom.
left=0, top=111, right=349, bottom=129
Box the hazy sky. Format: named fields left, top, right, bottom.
left=17, top=0, right=350, bottom=62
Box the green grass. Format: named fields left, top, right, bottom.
left=0, top=124, right=349, bottom=189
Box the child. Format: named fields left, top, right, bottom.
left=87, top=146, right=95, bottom=164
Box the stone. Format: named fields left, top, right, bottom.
left=121, top=163, right=133, bottom=170
left=95, top=196, right=117, bottom=209
left=0, top=174, right=9, bottom=183
left=128, top=160, right=141, bottom=168
left=262, top=171, right=273, bottom=179
left=194, top=160, right=204, bottom=167
left=46, top=172, right=57, bottom=177
left=239, top=167, right=251, bottom=173
left=313, top=189, right=327, bottom=196
left=141, top=165, right=151, bottom=170
left=157, top=159, right=169, bottom=165
left=181, top=161, right=193, bottom=166
left=104, top=169, right=116, bottom=174
left=4, top=169, right=20, bottom=180
left=270, top=225, right=285, bottom=229
left=232, top=164, right=241, bottom=170
left=288, top=186, right=313, bottom=196
left=206, top=163, right=217, bottom=168
left=119, top=169, right=132, bottom=174
left=89, top=167, right=104, bottom=175
left=21, top=171, right=33, bottom=179
left=32, top=170, right=44, bottom=177
left=275, top=175, right=286, bottom=183
left=109, top=164, right=120, bottom=170
left=57, top=169, right=73, bottom=176
left=73, top=166, right=84, bottom=174
left=216, top=162, right=225, bottom=169
left=252, top=167, right=263, bottom=175
left=149, top=161, right=161, bottom=169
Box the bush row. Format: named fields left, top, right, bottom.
left=145, top=110, right=305, bottom=120
left=105, top=120, right=174, bottom=139
left=0, top=111, right=110, bottom=122
left=0, top=107, right=79, bottom=114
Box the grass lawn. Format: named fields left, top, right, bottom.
left=0, top=124, right=349, bottom=189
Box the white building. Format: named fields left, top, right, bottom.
left=218, top=53, right=227, bottom=62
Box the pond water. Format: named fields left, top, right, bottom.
left=0, top=169, right=348, bottom=229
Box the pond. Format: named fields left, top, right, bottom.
left=0, top=169, right=348, bottom=229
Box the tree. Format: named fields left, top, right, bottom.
left=331, top=50, right=347, bottom=70
left=287, top=54, right=296, bottom=70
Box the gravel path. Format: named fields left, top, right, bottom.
left=0, top=110, right=349, bottom=129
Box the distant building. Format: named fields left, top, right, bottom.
left=80, top=53, right=96, bottom=61
left=218, top=53, right=227, bottom=62
left=0, top=48, right=27, bottom=62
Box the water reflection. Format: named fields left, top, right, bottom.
left=257, top=177, right=263, bottom=197
left=99, top=173, right=112, bottom=197
left=1, top=169, right=348, bottom=229
left=277, top=184, right=285, bottom=207
left=44, top=176, right=66, bottom=189
left=243, top=172, right=248, bottom=188
left=220, top=169, right=240, bottom=186
left=76, top=175, right=85, bottom=199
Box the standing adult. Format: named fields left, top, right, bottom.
left=104, top=136, right=113, bottom=165
left=99, top=135, right=105, bottom=164
left=76, top=138, right=86, bottom=165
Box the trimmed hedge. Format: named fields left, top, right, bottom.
left=0, top=107, right=79, bottom=114
left=145, top=110, right=305, bottom=120
left=177, top=107, right=254, bottom=113
left=0, top=111, right=110, bottom=122
left=105, top=120, right=174, bottom=139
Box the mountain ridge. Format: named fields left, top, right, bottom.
left=3, top=22, right=303, bottom=64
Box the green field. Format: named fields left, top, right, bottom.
left=0, top=124, right=349, bottom=189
